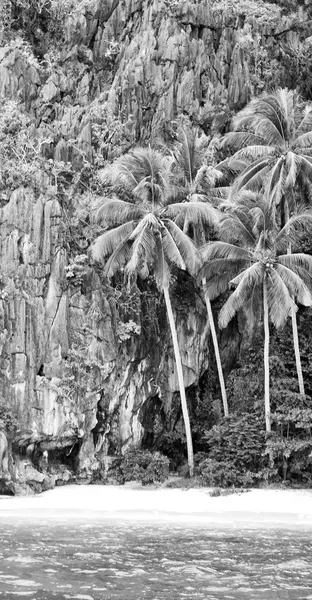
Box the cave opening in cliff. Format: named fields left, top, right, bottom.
left=47, top=440, right=83, bottom=473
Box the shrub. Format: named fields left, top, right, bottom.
left=268, top=390, right=312, bottom=483
left=199, top=458, right=263, bottom=487
left=0, top=397, right=18, bottom=434
left=198, top=414, right=267, bottom=487
left=119, top=448, right=170, bottom=485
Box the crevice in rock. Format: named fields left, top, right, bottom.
left=37, top=364, right=45, bottom=376
left=88, top=19, right=99, bottom=51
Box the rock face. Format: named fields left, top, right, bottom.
left=0, top=0, right=311, bottom=491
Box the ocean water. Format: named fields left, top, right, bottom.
left=0, top=516, right=312, bottom=600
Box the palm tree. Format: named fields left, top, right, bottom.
left=171, top=124, right=229, bottom=416
left=223, top=88, right=312, bottom=212
left=222, top=88, right=312, bottom=396
left=200, top=196, right=312, bottom=433
left=92, top=147, right=217, bottom=477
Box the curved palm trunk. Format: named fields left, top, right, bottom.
left=202, top=278, right=229, bottom=417
left=263, top=279, right=271, bottom=434
left=163, top=285, right=194, bottom=477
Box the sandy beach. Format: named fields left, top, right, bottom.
left=0, top=485, right=312, bottom=526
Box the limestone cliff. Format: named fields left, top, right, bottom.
left=0, top=0, right=311, bottom=491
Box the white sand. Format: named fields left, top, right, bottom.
left=1, top=485, right=312, bottom=526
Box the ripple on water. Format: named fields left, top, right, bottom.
left=0, top=520, right=312, bottom=600
left=64, top=596, right=94, bottom=600
left=10, top=580, right=40, bottom=587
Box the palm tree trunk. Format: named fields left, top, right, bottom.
left=202, top=278, right=229, bottom=417
left=291, top=305, right=305, bottom=395
left=284, top=194, right=305, bottom=395
left=287, top=243, right=305, bottom=395
left=163, top=285, right=194, bottom=477
left=263, top=279, right=271, bottom=433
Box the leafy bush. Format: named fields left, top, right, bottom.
left=0, top=99, right=48, bottom=201
left=198, top=414, right=267, bottom=487
left=268, top=390, right=312, bottom=483
left=2, top=0, right=81, bottom=44
left=119, top=448, right=170, bottom=485
left=0, top=397, right=18, bottom=433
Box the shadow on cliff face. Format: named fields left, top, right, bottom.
left=139, top=395, right=166, bottom=450
left=139, top=395, right=189, bottom=469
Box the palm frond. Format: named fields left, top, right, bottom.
left=294, top=131, right=312, bottom=150
left=285, top=151, right=300, bottom=189
left=275, top=262, right=312, bottom=306
left=254, top=117, right=286, bottom=147
left=103, top=240, right=132, bottom=279
left=227, top=145, right=276, bottom=162
left=94, top=199, right=145, bottom=226
left=98, top=162, right=139, bottom=192
left=275, top=88, right=295, bottom=140
left=163, top=219, right=200, bottom=275
left=234, top=158, right=271, bottom=192
left=127, top=212, right=156, bottom=241
left=136, top=178, right=168, bottom=206
left=266, top=159, right=286, bottom=208
left=278, top=252, right=312, bottom=276
left=295, top=104, right=312, bottom=136
left=91, top=221, right=137, bottom=261
left=218, top=262, right=264, bottom=328
left=163, top=201, right=219, bottom=227
left=105, top=147, right=173, bottom=206
left=265, top=157, right=284, bottom=207
left=232, top=105, right=284, bottom=147
left=218, top=209, right=257, bottom=247
left=296, top=155, right=312, bottom=184
left=126, top=223, right=157, bottom=278
left=161, top=225, right=186, bottom=271
left=237, top=91, right=289, bottom=143
left=266, top=268, right=296, bottom=328
left=276, top=210, right=312, bottom=251
left=202, top=258, right=251, bottom=300
left=201, top=241, right=253, bottom=263
left=221, top=132, right=268, bottom=152
left=172, top=124, right=213, bottom=187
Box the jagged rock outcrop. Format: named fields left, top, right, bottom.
left=0, top=0, right=311, bottom=491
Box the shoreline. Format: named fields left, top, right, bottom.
left=1, top=485, right=312, bottom=527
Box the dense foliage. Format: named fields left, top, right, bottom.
left=198, top=414, right=267, bottom=487
left=1, top=0, right=312, bottom=488
left=119, top=449, right=170, bottom=485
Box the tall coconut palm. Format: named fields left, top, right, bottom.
left=171, top=124, right=230, bottom=416
left=92, top=147, right=217, bottom=477
left=199, top=196, right=312, bottom=433
left=222, top=88, right=312, bottom=396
